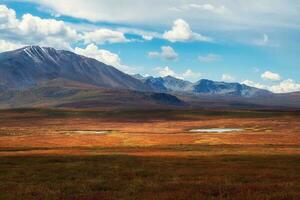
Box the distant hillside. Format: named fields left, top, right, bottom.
left=0, top=80, right=184, bottom=109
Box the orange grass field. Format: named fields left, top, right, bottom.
left=0, top=109, right=300, bottom=199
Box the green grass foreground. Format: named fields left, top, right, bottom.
left=1, top=154, right=300, bottom=200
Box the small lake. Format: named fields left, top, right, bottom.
left=189, top=128, right=244, bottom=133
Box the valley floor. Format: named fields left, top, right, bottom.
left=0, top=109, right=299, bottom=200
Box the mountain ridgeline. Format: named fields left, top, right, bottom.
left=135, top=75, right=271, bottom=97
left=0, top=46, right=149, bottom=91
left=0, top=46, right=299, bottom=109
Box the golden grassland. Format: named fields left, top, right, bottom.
left=0, top=109, right=300, bottom=199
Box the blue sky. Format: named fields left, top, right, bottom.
left=0, top=0, right=300, bottom=93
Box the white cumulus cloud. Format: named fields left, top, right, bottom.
left=0, top=5, right=131, bottom=51
left=163, top=19, right=212, bottom=42
left=155, top=66, right=201, bottom=81
left=148, top=46, right=178, bottom=60
left=18, top=14, right=79, bottom=41
left=242, top=79, right=300, bottom=93
left=0, top=4, right=18, bottom=29
left=74, top=43, right=135, bottom=74
left=261, top=71, right=281, bottom=81
left=0, top=5, right=79, bottom=50
left=182, top=69, right=201, bottom=79
left=269, top=79, right=300, bottom=93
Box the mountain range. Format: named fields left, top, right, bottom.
left=134, top=75, right=271, bottom=97
left=0, top=46, right=299, bottom=109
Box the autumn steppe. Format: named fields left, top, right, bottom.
left=0, top=109, right=300, bottom=200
